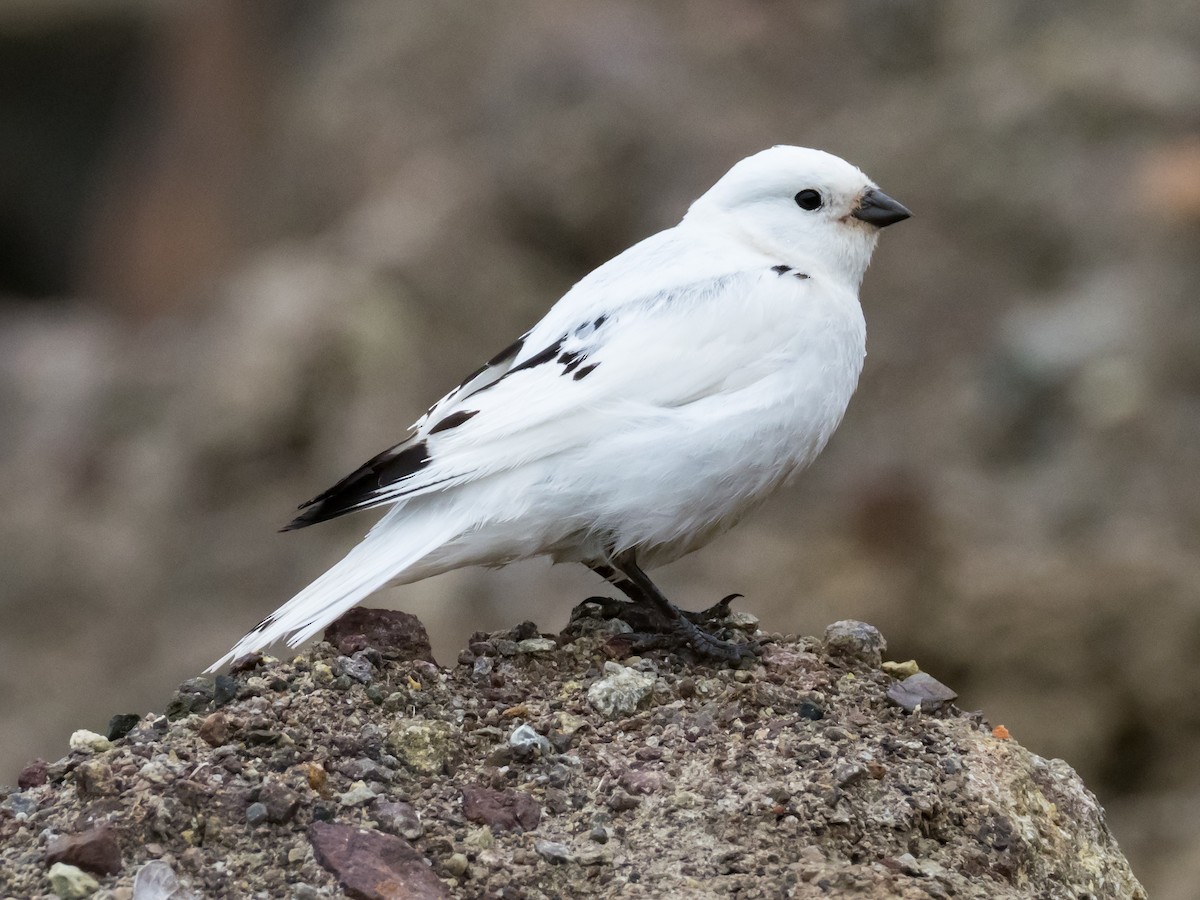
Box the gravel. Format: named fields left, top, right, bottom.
left=0, top=605, right=1145, bottom=898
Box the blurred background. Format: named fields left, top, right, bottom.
left=1, top=1, right=1198, bottom=893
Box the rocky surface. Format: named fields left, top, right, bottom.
left=0, top=605, right=1144, bottom=899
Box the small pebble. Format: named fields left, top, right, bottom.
left=886, top=673, right=958, bottom=713
left=535, top=840, right=573, bottom=864
left=823, top=621, right=886, bottom=668
left=881, top=659, right=920, bottom=679
left=213, top=675, right=238, bottom=707
left=48, top=862, right=99, bottom=899
left=444, top=852, right=470, bottom=877
left=509, top=724, right=552, bottom=756
left=373, top=800, right=424, bottom=840
left=245, top=802, right=269, bottom=826
left=588, top=664, right=655, bottom=718
left=517, top=637, right=558, bottom=654
left=69, top=730, right=112, bottom=754
left=105, top=714, right=140, bottom=742
left=334, top=654, right=374, bottom=684
left=338, top=781, right=378, bottom=807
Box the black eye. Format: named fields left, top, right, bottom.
left=794, top=189, right=823, bottom=211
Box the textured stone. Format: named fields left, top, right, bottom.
left=887, top=672, right=959, bottom=712
left=308, top=821, right=449, bottom=900
left=324, top=607, right=435, bottom=663
left=18, top=757, right=48, bottom=789
left=105, top=714, right=141, bottom=742
left=47, top=862, right=99, bottom=899
left=386, top=721, right=455, bottom=775
left=823, top=620, right=886, bottom=668
left=373, top=800, right=423, bottom=840
left=461, top=785, right=541, bottom=832
left=197, top=712, right=230, bottom=748
left=131, top=859, right=194, bottom=900
left=259, top=779, right=301, bottom=824
left=46, top=825, right=123, bottom=876
left=535, top=840, right=572, bottom=864
left=586, top=663, right=654, bottom=718
left=69, top=730, right=112, bottom=754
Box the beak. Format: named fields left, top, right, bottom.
left=852, top=188, right=912, bottom=227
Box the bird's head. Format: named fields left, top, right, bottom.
left=684, top=145, right=910, bottom=288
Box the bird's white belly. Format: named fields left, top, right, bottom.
left=578, top=382, right=856, bottom=562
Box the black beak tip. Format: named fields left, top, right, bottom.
left=852, top=189, right=912, bottom=228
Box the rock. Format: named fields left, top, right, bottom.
left=822, top=620, right=886, bottom=668
left=336, top=757, right=394, bottom=783
left=74, top=760, right=118, bottom=797
left=197, top=712, right=231, bottom=748
left=373, top=800, right=423, bottom=840
left=131, top=859, right=194, bottom=900
left=259, top=779, right=301, bottom=824
left=586, top=662, right=655, bottom=718
left=18, top=757, right=48, bottom=789
left=508, top=723, right=551, bottom=756
left=106, top=714, right=141, bottom=742
left=577, top=848, right=614, bottom=866
left=69, top=730, right=112, bottom=754
left=725, top=610, right=760, bottom=632
left=517, top=637, right=558, bottom=654
left=308, top=821, right=449, bottom=900
left=334, top=654, right=374, bottom=684
left=212, top=674, right=238, bottom=707
left=887, top=672, right=959, bottom=712
left=244, top=802, right=268, bottom=826
left=534, top=840, right=572, bottom=864
left=2, top=791, right=38, bottom=818
left=46, top=826, right=123, bottom=876
left=49, top=862, right=100, bottom=899
left=386, top=721, right=455, bottom=775
left=0, top=615, right=1145, bottom=898
left=606, top=790, right=640, bottom=812
left=338, top=781, right=378, bottom=807
left=461, top=785, right=541, bottom=832
left=881, top=659, right=920, bottom=679
left=323, top=607, right=435, bottom=663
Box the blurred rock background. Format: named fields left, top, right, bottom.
left=1, top=1, right=1197, bottom=894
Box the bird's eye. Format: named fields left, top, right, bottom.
left=794, top=189, right=823, bottom=211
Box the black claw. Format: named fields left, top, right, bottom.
left=681, top=592, right=744, bottom=627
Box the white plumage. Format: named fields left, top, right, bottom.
left=209, top=146, right=909, bottom=671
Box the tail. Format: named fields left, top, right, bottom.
left=207, top=502, right=468, bottom=672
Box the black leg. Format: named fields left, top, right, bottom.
left=590, top=551, right=755, bottom=663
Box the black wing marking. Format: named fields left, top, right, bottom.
left=428, top=409, right=479, bottom=434
left=281, top=336, right=528, bottom=532
left=281, top=317, right=612, bottom=532
left=282, top=440, right=431, bottom=531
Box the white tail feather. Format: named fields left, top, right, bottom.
left=207, top=503, right=466, bottom=672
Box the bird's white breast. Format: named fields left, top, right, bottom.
left=543, top=264, right=866, bottom=566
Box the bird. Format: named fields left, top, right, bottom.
left=208, top=146, right=910, bottom=672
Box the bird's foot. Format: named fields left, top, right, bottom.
left=568, top=594, right=758, bottom=665
left=680, top=593, right=744, bottom=628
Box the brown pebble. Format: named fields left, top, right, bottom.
left=309, top=821, right=449, bottom=900
left=46, top=825, right=122, bottom=876
left=198, top=712, right=231, bottom=748
left=18, top=758, right=48, bottom=789
left=461, top=784, right=541, bottom=833
left=324, top=607, right=435, bottom=663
